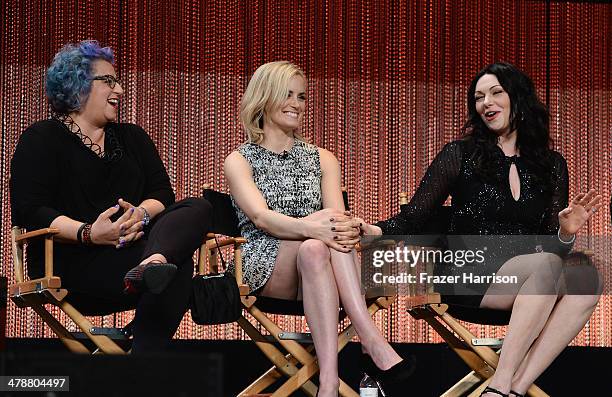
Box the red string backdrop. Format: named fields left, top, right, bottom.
left=1, top=0, right=610, bottom=346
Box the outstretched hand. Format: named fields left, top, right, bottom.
left=558, top=189, right=602, bottom=236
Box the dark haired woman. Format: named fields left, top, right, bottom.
left=10, top=41, right=212, bottom=352
left=356, top=62, right=602, bottom=396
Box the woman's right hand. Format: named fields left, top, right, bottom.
left=90, top=205, right=137, bottom=246
left=304, top=208, right=360, bottom=253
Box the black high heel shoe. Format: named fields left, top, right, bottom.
left=360, top=353, right=416, bottom=396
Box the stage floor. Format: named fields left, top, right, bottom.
left=2, top=339, right=609, bottom=396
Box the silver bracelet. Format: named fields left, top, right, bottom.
left=557, top=227, right=575, bottom=244
left=139, top=206, right=151, bottom=226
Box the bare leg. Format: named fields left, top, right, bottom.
left=510, top=265, right=602, bottom=394
left=480, top=253, right=562, bottom=396
left=329, top=249, right=402, bottom=370
left=260, top=240, right=340, bottom=396
left=140, top=253, right=167, bottom=265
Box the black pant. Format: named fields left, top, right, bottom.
left=62, top=197, right=212, bottom=352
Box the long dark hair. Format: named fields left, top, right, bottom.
left=462, top=62, right=553, bottom=189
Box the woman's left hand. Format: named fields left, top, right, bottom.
left=331, top=213, right=361, bottom=245
left=117, top=198, right=146, bottom=248
left=558, top=189, right=603, bottom=236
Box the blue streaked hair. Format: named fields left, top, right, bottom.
left=45, top=40, right=114, bottom=114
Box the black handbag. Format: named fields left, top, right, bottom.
left=189, top=237, right=241, bottom=325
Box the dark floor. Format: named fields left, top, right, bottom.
left=1, top=338, right=610, bottom=396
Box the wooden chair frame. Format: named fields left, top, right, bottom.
left=9, top=226, right=129, bottom=354
left=201, top=187, right=397, bottom=397
left=397, top=193, right=549, bottom=397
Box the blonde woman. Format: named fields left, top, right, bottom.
left=224, top=61, right=413, bottom=396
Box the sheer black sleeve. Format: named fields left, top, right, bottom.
left=375, top=141, right=463, bottom=235
left=10, top=123, right=61, bottom=230
left=539, top=152, right=572, bottom=256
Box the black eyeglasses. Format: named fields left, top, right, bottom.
left=91, top=75, right=121, bottom=89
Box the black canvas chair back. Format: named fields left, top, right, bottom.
left=202, top=188, right=241, bottom=237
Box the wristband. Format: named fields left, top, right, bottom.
left=82, top=223, right=93, bottom=245
left=139, top=206, right=151, bottom=226
left=558, top=227, right=575, bottom=244
left=77, top=223, right=87, bottom=243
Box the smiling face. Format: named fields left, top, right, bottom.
left=265, top=74, right=306, bottom=133
left=77, top=60, right=123, bottom=126
left=474, top=73, right=512, bottom=136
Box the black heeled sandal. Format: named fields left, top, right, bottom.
left=480, top=386, right=508, bottom=397
left=509, top=391, right=524, bottom=397
left=360, top=353, right=416, bottom=396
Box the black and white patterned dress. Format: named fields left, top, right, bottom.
left=231, top=140, right=323, bottom=292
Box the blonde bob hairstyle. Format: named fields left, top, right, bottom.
left=240, top=61, right=306, bottom=144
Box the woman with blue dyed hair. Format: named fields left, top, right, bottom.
left=10, top=40, right=212, bottom=352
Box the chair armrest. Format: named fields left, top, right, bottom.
left=14, top=228, right=60, bottom=244
left=199, top=235, right=249, bottom=294
left=12, top=227, right=60, bottom=283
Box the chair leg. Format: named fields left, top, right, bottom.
left=423, top=315, right=496, bottom=380
left=467, top=377, right=492, bottom=397
left=59, top=301, right=126, bottom=354
left=247, top=305, right=317, bottom=365
left=421, top=310, right=550, bottom=397
left=442, top=371, right=483, bottom=397
left=525, top=385, right=549, bottom=397
left=30, top=304, right=91, bottom=354
left=237, top=316, right=318, bottom=396
left=436, top=310, right=500, bottom=370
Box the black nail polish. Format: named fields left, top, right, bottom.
left=331, top=226, right=336, bottom=231
left=333, top=236, right=338, bottom=240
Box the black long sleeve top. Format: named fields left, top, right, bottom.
left=10, top=119, right=175, bottom=275
left=375, top=140, right=571, bottom=256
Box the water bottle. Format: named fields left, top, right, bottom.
left=359, top=373, right=379, bottom=397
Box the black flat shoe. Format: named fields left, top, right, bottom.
left=124, top=262, right=177, bottom=294
left=481, top=386, right=508, bottom=397
left=360, top=353, right=416, bottom=396
left=509, top=391, right=524, bottom=397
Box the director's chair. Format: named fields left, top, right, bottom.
left=201, top=186, right=396, bottom=397
left=9, top=226, right=131, bottom=354
left=397, top=193, right=550, bottom=397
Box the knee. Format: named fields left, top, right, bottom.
left=563, top=263, right=604, bottom=298
left=532, top=252, right=563, bottom=276
left=528, top=252, right=564, bottom=294
left=182, top=197, right=213, bottom=218
left=297, top=239, right=331, bottom=273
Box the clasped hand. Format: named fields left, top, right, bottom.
left=90, top=198, right=146, bottom=248
left=305, top=208, right=361, bottom=253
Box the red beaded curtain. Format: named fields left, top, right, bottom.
left=1, top=0, right=610, bottom=346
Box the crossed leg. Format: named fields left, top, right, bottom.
left=260, top=239, right=402, bottom=397
left=480, top=252, right=601, bottom=396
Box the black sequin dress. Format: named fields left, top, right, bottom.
left=375, top=140, right=572, bottom=302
